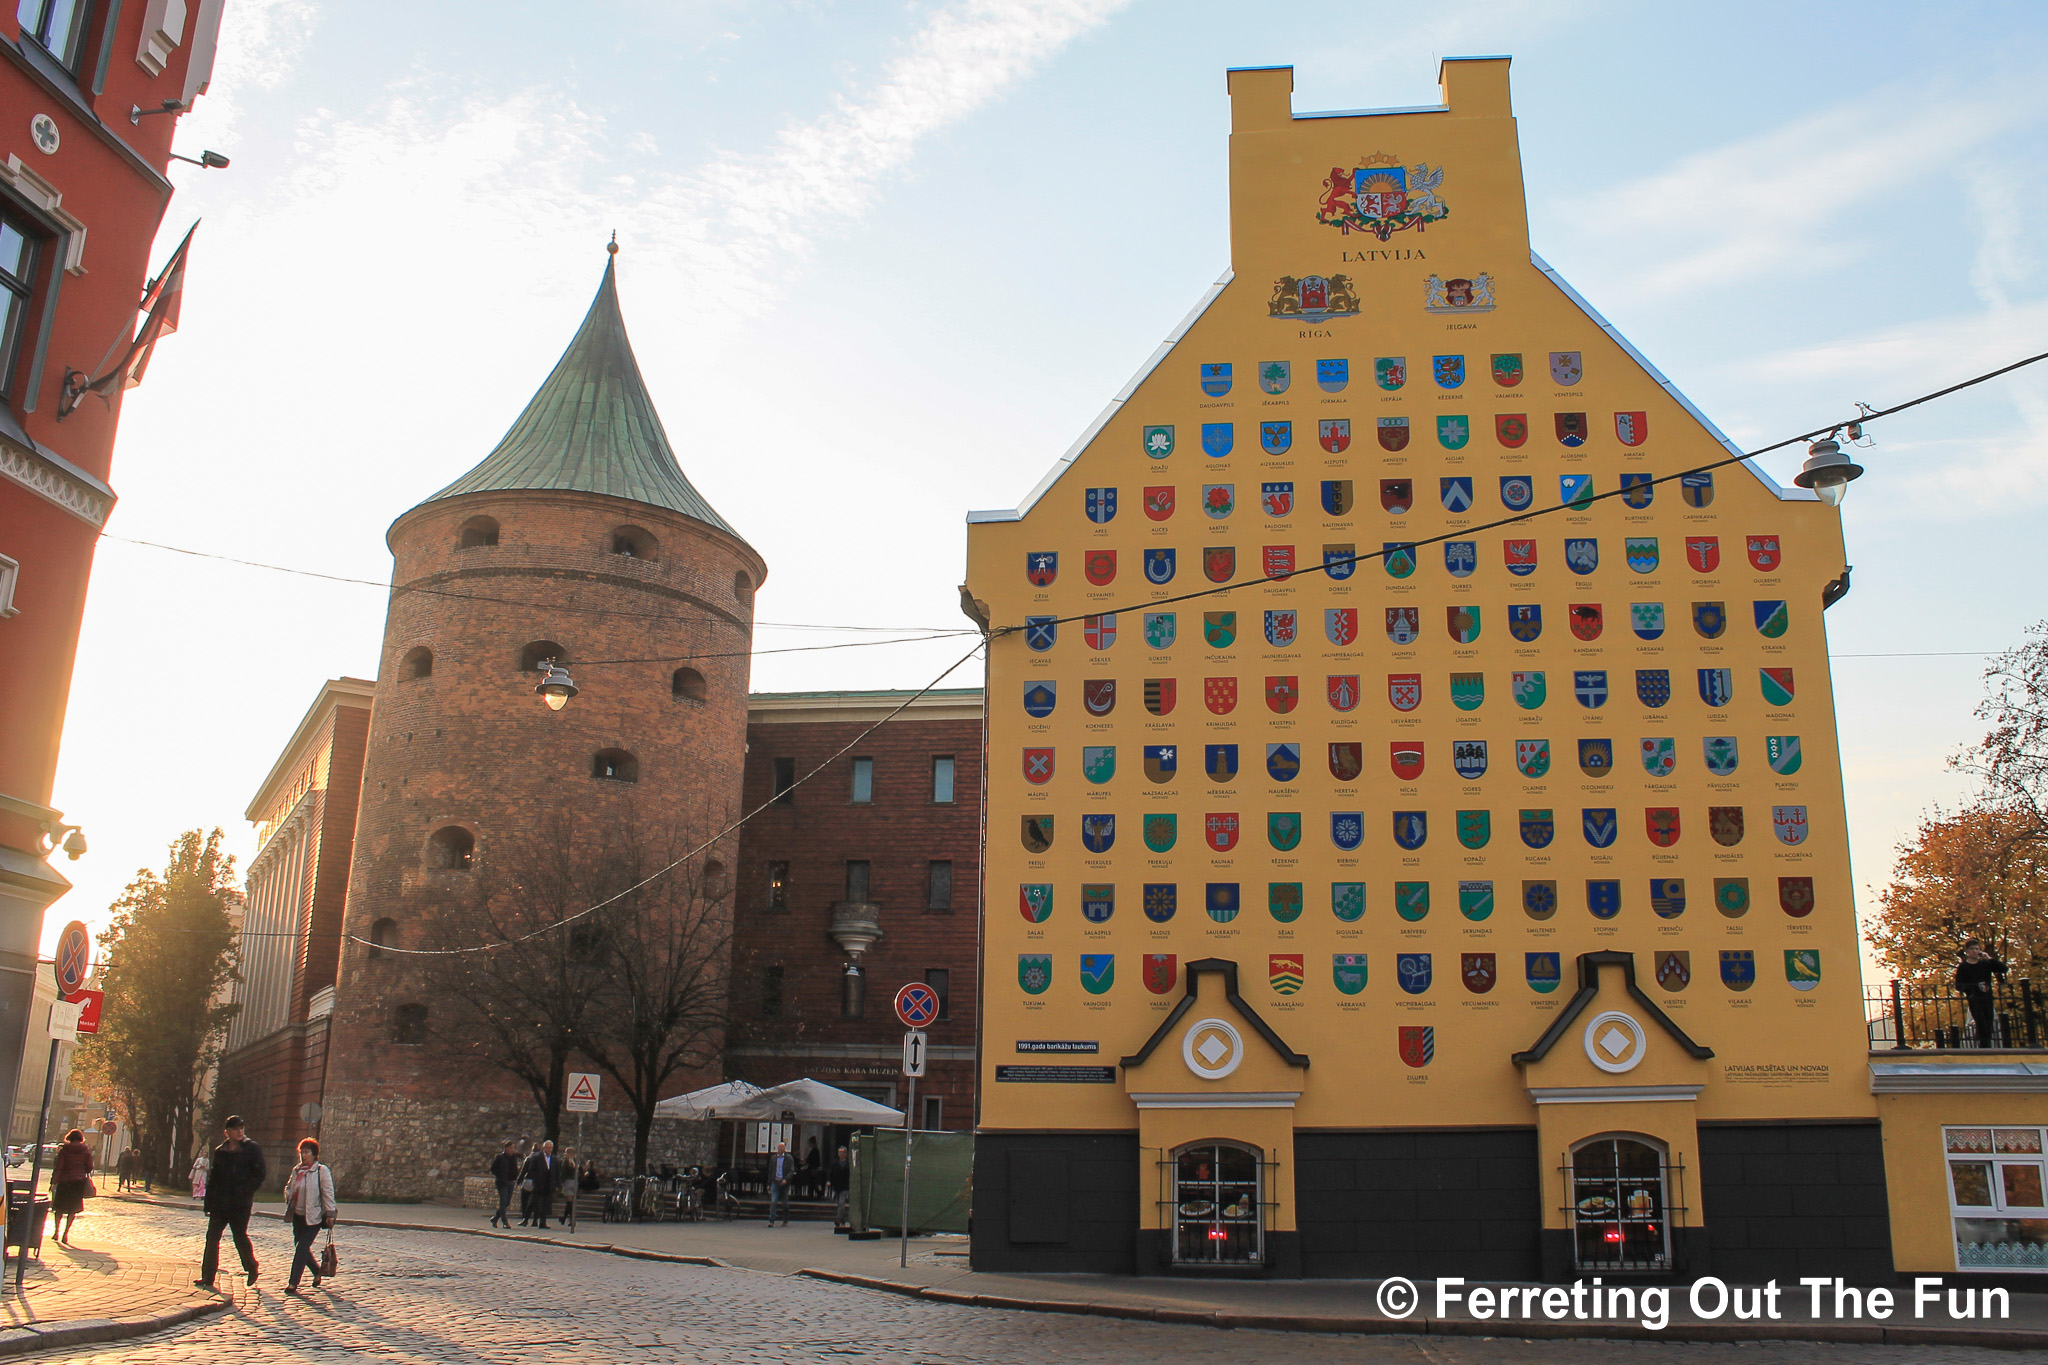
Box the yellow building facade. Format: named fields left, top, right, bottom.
left=963, top=59, right=1898, bottom=1280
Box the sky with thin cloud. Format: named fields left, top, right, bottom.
left=47, top=0, right=2048, bottom=975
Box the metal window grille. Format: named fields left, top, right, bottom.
left=1156, top=1143, right=1279, bottom=1268
left=1561, top=1139, right=1687, bottom=1273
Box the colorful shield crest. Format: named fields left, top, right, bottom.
left=1760, top=668, right=1795, bottom=707
left=1450, top=672, right=1484, bottom=711
left=1261, top=480, right=1293, bottom=515
left=1785, top=949, right=1821, bottom=991
left=1615, top=411, right=1648, bottom=446
left=1441, top=476, right=1474, bottom=513
left=1641, top=736, right=1675, bottom=777
left=1204, top=812, right=1240, bottom=851
left=1084, top=549, right=1116, bottom=586
left=1142, top=425, right=1174, bottom=460
left=1388, top=674, right=1422, bottom=712
left=1025, top=616, right=1057, bottom=652
left=1143, top=744, right=1177, bottom=783
left=1754, top=599, right=1789, bottom=638
left=1587, top=880, right=1621, bottom=919
left=1704, top=736, right=1738, bottom=776
left=1145, top=884, right=1177, bottom=923
left=1206, top=883, right=1240, bottom=922
left=1333, top=954, right=1367, bottom=995
left=1202, top=612, right=1236, bottom=648
left=1319, top=419, right=1352, bottom=456
left=1561, top=474, right=1594, bottom=509
left=1199, top=362, right=1231, bottom=397
left=1019, top=954, right=1051, bottom=994
left=1773, top=805, right=1808, bottom=846
left=1491, top=352, right=1523, bottom=387
left=1204, top=677, right=1236, bottom=714
left=1327, top=674, right=1359, bottom=712
left=1204, top=744, right=1237, bottom=782
left=1326, top=607, right=1358, bottom=646
left=1082, top=745, right=1115, bottom=784
left=1143, top=814, right=1177, bottom=852
left=1268, top=813, right=1302, bottom=852
left=1681, top=471, right=1714, bottom=507
left=1715, top=877, right=1750, bottom=917
left=1085, top=487, right=1117, bottom=523
left=1396, top=882, right=1431, bottom=924
left=1779, top=876, right=1815, bottom=918
left=1374, top=355, right=1406, bottom=390
left=1331, top=811, right=1364, bottom=850
left=1582, top=808, right=1618, bottom=848
left=1082, top=679, right=1116, bottom=718
left=1332, top=882, right=1365, bottom=921
left=1268, top=954, right=1305, bottom=997
left=1447, top=606, right=1481, bottom=644
left=1263, top=610, right=1297, bottom=647
left=1721, top=949, right=1756, bottom=991
left=1456, top=810, right=1490, bottom=849
left=1399, top=1025, right=1434, bottom=1067
left=1569, top=603, right=1603, bottom=641
left=1202, top=483, right=1235, bottom=519
left=1515, top=739, right=1551, bottom=778
left=1519, top=809, right=1555, bottom=848
left=1080, top=884, right=1114, bottom=923
left=1263, top=544, right=1294, bottom=579
left=1549, top=351, right=1582, bottom=385
left=1574, top=670, right=1609, bottom=709
left=1444, top=540, right=1477, bottom=577
left=1329, top=742, right=1363, bottom=782
left=1377, top=416, right=1410, bottom=451
left=1459, top=880, right=1495, bottom=920
left=1317, top=358, right=1348, bottom=392
left=1747, top=535, right=1781, bottom=571
left=1019, top=884, right=1053, bottom=923
left=1201, top=422, right=1233, bottom=458
left=1704, top=806, right=1742, bottom=847
left=1079, top=954, right=1114, bottom=995
left=1081, top=814, right=1115, bottom=854
left=1373, top=480, right=1412, bottom=518
left=1323, top=543, right=1356, bottom=580
left=1397, top=953, right=1433, bottom=993
left=1143, top=486, right=1175, bottom=523
left=1685, top=536, right=1720, bottom=573
left=1436, top=414, right=1470, bottom=450
left=1266, top=742, right=1301, bottom=781
left=1083, top=615, right=1116, bottom=652
left=1511, top=670, right=1546, bottom=709
left=1637, top=668, right=1672, bottom=708
left=1432, top=354, right=1464, bottom=389
left=1620, top=473, right=1654, bottom=508
left=1579, top=738, right=1613, bottom=776
left=1527, top=952, right=1562, bottom=993
left=1203, top=546, right=1235, bottom=582
left=1391, top=743, right=1425, bottom=782
left=1651, top=877, right=1686, bottom=919
left=1321, top=476, right=1353, bottom=513
left=1385, top=607, right=1419, bottom=645
left=1504, top=539, right=1537, bottom=575
left=1023, top=747, right=1054, bottom=784
left=1496, top=414, right=1529, bottom=449
left=1265, top=676, right=1299, bottom=714
left=1690, top=600, right=1726, bottom=640
left=1696, top=668, right=1733, bottom=708
left=1767, top=736, right=1802, bottom=775
left=1143, top=612, right=1176, bottom=650
left=1024, top=681, right=1056, bottom=718
left=1555, top=412, right=1587, bottom=447
left=1646, top=807, right=1681, bottom=847
left=1625, top=537, right=1659, bottom=574
left=1461, top=953, right=1497, bottom=994
left=1508, top=604, right=1542, bottom=642
left=1259, top=360, right=1289, bottom=394
left=1259, top=423, right=1293, bottom=457
left=1022, top=816, right=1053, bottom=853
left=1565, top=537, right=1598, bottom=575
left=1523, top=880, right=1558, bottom=920
left=1655, top=951, right=1690, bottom=992
left=1628, top=602, right=1665, bottom=641
left=1499, top=475, right=1533, bottom=510
left=1142, top=549, right=1176, bottom=586
left=1453, top=739, right=1488, bottom=778
left=1144, top=953, right=1177, bottom=994
left=1025, top=551, right=1058, bottom=586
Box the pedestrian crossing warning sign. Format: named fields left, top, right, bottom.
left=565, top=1072, right=601, bottom=1113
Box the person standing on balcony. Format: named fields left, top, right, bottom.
left=1955, top=938, right=2009, bottom=1047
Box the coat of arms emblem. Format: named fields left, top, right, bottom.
left=1709, top=807, right=1744, bottom=847
left=1268, top=887, right=1303, bottom=927
left=1022, top=816, right=1053, bottom=853
left=1655, top=951, right=1690, bottom=992
left=1019, top=885, right=1053, bottom=924
left=1329, top=742, right=1363, bottom=782
left=1461, top=953, right=1497, bottom=994
left=1201, top=421, right=1232, bottom=458
left=1385, top=607, right=1418, bottom=645
left=1324, top=543, right=1356, bottom=580
left=1199, top=362, right=1231, bottom=397
left=1523, top=881, right=1558, bottom=920
left=1025, top=552, right=1057, bottom=587
left=1779, top=876, right=1815, bottom=918
left=1447, top=607, right=1481, bottom=644
left=1268, top=273, right=1361, bottom=320
left=1327, top=608, right=1358, bottom=646
left=1424, top=273, right=1495, bottom=313
left=1144, top=953, right=1177, bottom=994
left=1527, top=952, right=1562, bottom=993
left=1019, top=954, right=1052, bottom=995
left=1716, top=878, right=1750, bottom=917
left=1203, top=546, right=1235, bottom=583
left=1143, top=612, right=1175, bottom=650
left=1651, top=878, right=1686, bottom=919
left=1387, top=673, right=1421, bottom=712
left=1144, top=884, right=1177, bottom=923
left=1206, top=883, right=1240, bottom=922
left=1398, top=1026, right=1434, bottom=1068
left=1203, top=812, right=1240, bottom=852
left=1333, top=954, right=1367, bottom=996
left=1570, top=604, right=1603, bottom=641
left=1773, top=805, right=1809, bottom=846
left=1265, top=677, right=1298, bottom=715
left=1144, top=486, right=1175, bottom=521
left=1143, top=815, right=1177, bottom=852
left=1721, top=950, right=1756, bottom=992
left=1327, top=674, right=1359, bottom=712
left=1081, top=816, right=1115, bottom=854
left=1549, top=351, right=1582, bottom=385
left=1390, top=743, right=1424, bottom=782
left=1202, top=612, right=1236, bottom=648
left=1748, top=535, right=1782, bottom=571
left=1083, top=678, right=1116, bottom=717
left=1259, top=361, right=1289, bottom=395
left=1332, top=883, right=1365, bottom=921
left=1374, top=356, right=1406, bottom=391
left=1317, top=358, right=1348, bottom=392
left=1317, top=156, right=1450, bottom=238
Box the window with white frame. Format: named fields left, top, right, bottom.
left=0, top=552, right=18, bottom=618
left=1946, top=1126, right=2048, bottom=1271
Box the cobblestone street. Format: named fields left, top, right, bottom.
left=9, top=1202, right=2034, bottom=1364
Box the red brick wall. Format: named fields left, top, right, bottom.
left=731, top=708, right=982, bottom=1129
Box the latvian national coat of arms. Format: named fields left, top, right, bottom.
left=1316, top=155, right=1450, bottom=239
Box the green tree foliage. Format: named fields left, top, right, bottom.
left=73, top=830, right=240, bottom=1184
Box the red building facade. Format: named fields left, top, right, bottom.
left=730, top=690, right=983, bottom=1132
left=0, top=1, right=223, bottom=1134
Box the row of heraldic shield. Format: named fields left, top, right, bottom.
left=1017, top=805, right=1811, bottom=853
left=1023, top=605, right=1791, bottom=650
left=1118, top=414, right=1667, bottom=460
left=1015, top=948, right=1822, bottom=999
left=1022, top=736, right=1803, bottom=785
left=1026, top=668, right=1800, bottom=714
left=1015, top=877, right=1816, bottom=924
left=1193, top=353, right=1596, bottom=396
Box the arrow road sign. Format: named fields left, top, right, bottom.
left=894, top=983, right=940, bottom=1028
left=565, top=1072, right=601, bottom=1113
left=902, top=1030, right=927, bottom=1078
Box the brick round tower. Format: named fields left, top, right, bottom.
left=320, top=254, right=766, bottom=1197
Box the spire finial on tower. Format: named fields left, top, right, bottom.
left=607, top=230, right=618, bottom=257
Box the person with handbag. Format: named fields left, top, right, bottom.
left=520, top=1140, right=558, bottom=1230
left=49, top=1129, right=94, bottom=1244
left=282, top=1137, right=337, bottom=1294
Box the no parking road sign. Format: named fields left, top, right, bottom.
left=54, top=921, right=90, bottom=995
left=894, top=983, right=940, bottom=1028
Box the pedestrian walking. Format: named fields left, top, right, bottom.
left=488, top=1140, right=520, bottom=1228
left=195, top=1115, right=266, bottom=1291
left=829, top=1146, right=851, bottom=1231
left=767, top=1141, right=793, bottom=1226
left=802, top=1138, right=821, bottom=1198
left=49, top=1129, right=93, bottom=1244
left=115, top=1147, right=134, bottom=1193
left=1956, top=938, right=2009, bottom=1047
left=282, top=1138, right=337, bottom=1294
left=189, top=1152, right=210, bottom=1202
left=520, top=1140, right=558, bottom=1230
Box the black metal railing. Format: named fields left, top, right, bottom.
left=1866, top=977, right=2046, bottom=1050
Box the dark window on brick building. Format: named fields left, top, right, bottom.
left=593, top=749, right=639, bottom=782
left=458, top=515, right=499, bottom=548
left=704, top=859, right=729, bottom=899
left=922, top=1096, right=943, bottom=1130
left=761, top=965, right=784, bottom=1017
left=926, top=860, right=952, bottom=911
left=393, top=1004, right=429, bottom=1044
left=765, top=861, right=789, bottom=911
left=772, top=758, right=797, bottom=804
left=845, top=860, right=870, bottom=902
left=368, top=917, right=397, bottom=957
left=428, top=826, right=474, bottom=870
left=402, top=646, right=433, bottom=680
left=850, top=757, right=874, bottom=804
left=924, top=968, right=951, bottom=1020
left=734, top=571, right=754, bottom=606
left=519, top=640, right=567, bottom=672
left=0, top=211, right=40, bottom=396
left=931, top=755, right=955, bottom=804
left=672, top=667, right=706, bottom=702
left=17, top=0, right=87, bottom=69
left=612, top=525, right=656, bottom=559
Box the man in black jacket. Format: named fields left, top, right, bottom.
left=521, top=1140, right=558, bottom=1230
left=489, top=1141, right=521, bottom=1228
left=1956, top=938, right=2009, bottom=1047
left=196, top=1116, right=266, bottom=1290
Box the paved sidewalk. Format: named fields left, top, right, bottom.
left=111, top=1191, right=2048, bottom=1349
left=0, top=1206, right=227, bottom=1356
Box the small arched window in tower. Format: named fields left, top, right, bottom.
left=402, top=646, right=433, bottom=680
left=734, top=571, right=754, bottom=606
left=459, top=515, right=500, bottom=548
left=672, top=667, right=706, bottom=703
left=519, top=640, right=568, bottom=673
left=393, top=1004, right=429, bottom=1045
left=428, top=825, right=475, bottom=870
left=611, top=525, right=656, bottom=560
left=703, top=860, right=730, bottom=899
left=593, top=749, right=639, bottom=783
left=368, top=917, right=397, bottom=958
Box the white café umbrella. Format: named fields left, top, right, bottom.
left=652, top=1079, right=765, bottom=1121
left=719, top=1077, right=906, bottom=1126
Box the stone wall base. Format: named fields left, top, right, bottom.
left=320, top=1092, right=716, bottom=1201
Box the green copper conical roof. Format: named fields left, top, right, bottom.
left=421, top=256, right=740, bottom=537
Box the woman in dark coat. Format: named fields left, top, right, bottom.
left=50, top=1129, right=93, bottom=1243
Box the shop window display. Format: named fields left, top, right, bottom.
left=1569, top=1136, right=1674, bottom=1271
left=1946, top=1126, right=2048, bottom=1271
left=1170, top=1142, right=1263, bottom=1266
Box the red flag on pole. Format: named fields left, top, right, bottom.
left=61, top=223, right=195, bottom=416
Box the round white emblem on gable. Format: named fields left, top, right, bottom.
left=1583, top=1010, right=1648, bottom=1074
left=1183, top=1017, right=1243, bottom=1080
left=30, top=115, right=58, bottom=156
